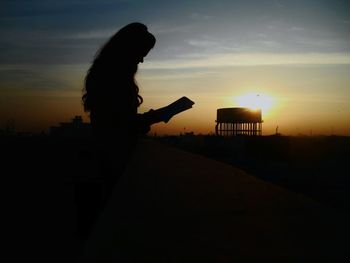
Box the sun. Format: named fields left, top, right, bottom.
left=234, top=93, right=274, bottom=115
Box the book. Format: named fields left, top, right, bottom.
left=148, top=96, right=195, bottom=124
left=162, top=96, right=195, bottom=122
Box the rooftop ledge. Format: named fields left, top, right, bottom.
left=80, top=138, right=350, bottom=262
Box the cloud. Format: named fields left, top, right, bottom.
left=151, top=24, right=191, bottom=35
left=189, top=13, right=213, bottom=20
left=255, top=40, right=281, bottom=48
left=289, top=26, right=305, bottom=31
left=143, top=52, right=350, bottom=70
left=0, top=64, right=86, bottom=91
left=61, top=28, right=117, bottom=40
left=186, top=39, right=219, bottom=48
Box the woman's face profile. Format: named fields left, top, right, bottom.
left=135, top=46, right=151, bottom=64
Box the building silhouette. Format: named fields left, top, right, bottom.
left=215, top=108, right=262, bottom=136
left=50, top=116, right=92, bottom=138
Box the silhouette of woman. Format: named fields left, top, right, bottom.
left=83, top=22, right=157, bottom=169
left=80, top=22, right=158, bottom=237
left=83, top=22, right=156, bottom=138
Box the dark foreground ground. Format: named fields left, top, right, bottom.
left=156, top=135, right=350, bottom=213
left=2, top=134, right=350, bottom=262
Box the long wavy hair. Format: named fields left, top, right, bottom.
left=82, top=22, right=156, bottom=113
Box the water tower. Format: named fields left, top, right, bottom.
left=215, top=107, right=263, bottom=136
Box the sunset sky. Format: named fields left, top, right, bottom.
left=1, top=0, right=350, bottom=135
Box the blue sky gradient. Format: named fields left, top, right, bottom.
left=1, top=0, right=350, bottom=134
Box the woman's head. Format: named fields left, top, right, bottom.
left=82, top=23, right=156, bottom=112
left=96, top=22, right=156, bottom=65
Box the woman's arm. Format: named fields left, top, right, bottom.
left=135, top=97, right=194, bottom=135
